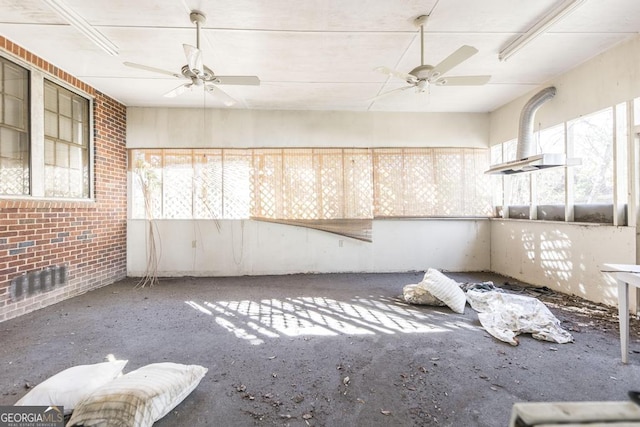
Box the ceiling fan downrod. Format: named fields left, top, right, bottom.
left=415, top=15, right=428, bottom=67
left=190, top=11, right=206, bottom=50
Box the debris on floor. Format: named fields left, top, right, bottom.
left=402, top=283, right=446, bottom=307
left=465, top=289, right=574, bottom=346
left=402, top=268, right=466, bottom=313
left=403, top=269, right=574, bottom=345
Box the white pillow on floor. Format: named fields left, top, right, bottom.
left=421, top=268, right=466, bottom=314
left=67, top=362, right=207, bottom=427
left=15, top=359, right=128, bottom=414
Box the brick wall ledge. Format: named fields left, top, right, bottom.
left=0, top=198, right=97, bottom=210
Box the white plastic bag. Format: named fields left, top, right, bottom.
left=466, top=290, right=573, bottom=346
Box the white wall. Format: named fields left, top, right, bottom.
left=127, top=108, right=489, bottom=148
left=127, top=219, right=491, bottom=276
left=126, top=108, right=492, bottom=277
left=490, top=220, right=636, bottom=307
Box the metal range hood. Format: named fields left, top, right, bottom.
left=485, top=86, right=580, bottom=175
left=485, top=152, right=575, bottom=175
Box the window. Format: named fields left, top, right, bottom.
left=569, top=108, right=613, bottom=205
left=130, top=147, right=493, bottom=221
left=536, top=124, right=566, bottom=220
left=130, top=149, right=252, bottom=220
left=0, top=57, right=29, bottom=195
left=252, top=148, right=372, bottom=220
left=43, top=80, right=90, bottom=198
left=373, top=148, right=492, bottom=217
left=490, top=105, right=624, bottom=224
left=536, top=124, right=565, bottom=205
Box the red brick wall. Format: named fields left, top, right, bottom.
left=0, top=37, right=127, bottom=321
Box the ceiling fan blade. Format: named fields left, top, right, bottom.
left=124, top=61, right=182, bottom=78
left=436, top=75, right=491, bottom=86
left=163, top=83, right=192, bottom=98
left=184, top=44, right=203, bottom=75
left=205, top=84, right=238, bottom=106
left=213, top=75, right=260, bottom=86
left=369, top=84, right=416, bottom=102
left=374, top=66, right=418, bottom=84
left=431, top=45, right=478, bottom=77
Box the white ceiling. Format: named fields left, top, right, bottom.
left=1, top=0, right=639, bottom=113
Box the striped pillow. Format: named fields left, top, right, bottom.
left=422, top=268, right=466, bottom=314
left=67, top=362, right=207, bottom=427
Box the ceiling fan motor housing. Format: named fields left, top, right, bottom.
left=181, top=64, right=219, bottom=83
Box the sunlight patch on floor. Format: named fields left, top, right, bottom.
left=186, top=295, right=449, bottom=344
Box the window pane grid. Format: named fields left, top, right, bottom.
left=0, top=58, right=29, bottom=195
left=43, top=80, right=89, bottom=198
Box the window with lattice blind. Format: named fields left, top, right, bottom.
left=129, top=147, right=492, bottom=224
left=251, top=148, right=372, bottom=220
left=373, top=148, right=492, bottom=217
left=130, top=148, right=251, bottom=220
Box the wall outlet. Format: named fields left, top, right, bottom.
left=192, top=240, right=197, bottom=248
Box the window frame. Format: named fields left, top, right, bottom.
left=128, top=147, right=494, bottom=221
left=490, top=102, right=633, bottom=225
left=0, top=55, right=30, bottom=196
left=43, top=78, right=91, bottom=199
left=0, top=50, right=95, bottom=202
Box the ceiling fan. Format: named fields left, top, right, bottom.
left=373, top=15, right=490, bottom=100
left=124, top=11, right=259, bottom=106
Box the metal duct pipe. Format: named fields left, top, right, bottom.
left=516, top=86, right=556, bottom=160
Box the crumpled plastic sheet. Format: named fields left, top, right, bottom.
left=466, top=289, right=574, bottom=346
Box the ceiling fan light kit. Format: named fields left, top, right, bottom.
left=372, top=13, right=491, bottom=101
left=498, top=0, right=586, bottom=61
left=123, top=10, right=260, bottom=106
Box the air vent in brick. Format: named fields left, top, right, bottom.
left=10, top=265, right=68, bottom=302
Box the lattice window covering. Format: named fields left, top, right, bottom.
left=251, top=148, right=373, bottom=220
left=130, top=149, right=252, bottom=220
left=434, top=148, right=464, bottom=216
left=163, top=149, right=194, bottom=219
left=373, top=148, right=405, bottom=217
left=283, top=148, right=317, bottom=219
left=129, top=147, right=492, bottom=223
left=222, top=149, right=252, bottom=219
left=251, top=149, right=282, bottom=219
left=130, top=149, right=163, bottom=220
left=343, top=149, right=373, bottom=218
left=374, top=147, right=492, bottom=217
left=193, top=149, right=223, bottom=219
left=463, top=149, right=494, bottom=215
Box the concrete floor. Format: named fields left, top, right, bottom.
left=1, top=271, right=640, bottom=426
